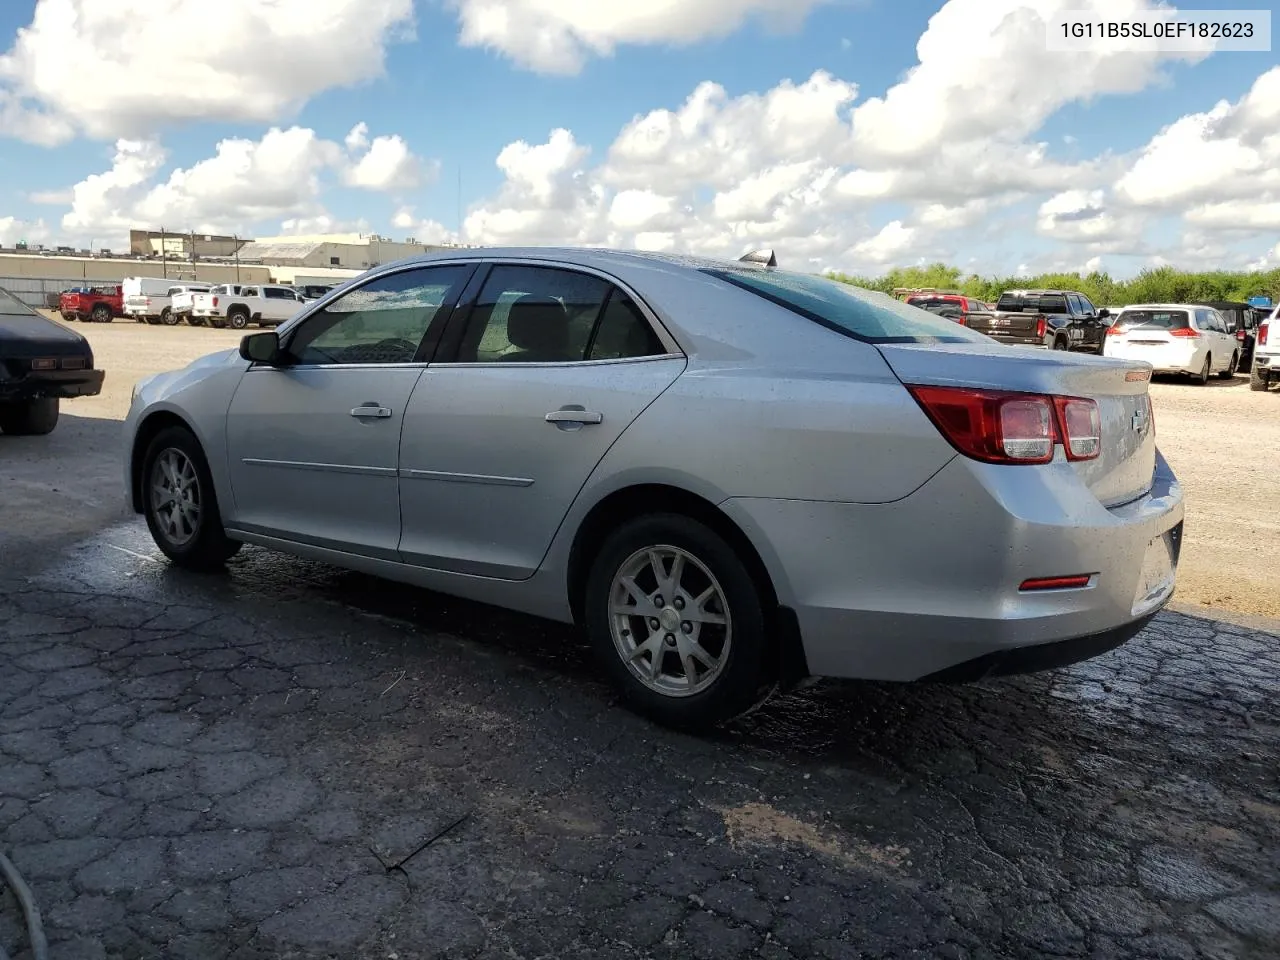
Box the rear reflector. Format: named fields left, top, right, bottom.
left=907, top=385, right=1101, bottom=465
left=1020, top=575, right=1093, bottom=591
left=31, top=358, right=56, bottom=370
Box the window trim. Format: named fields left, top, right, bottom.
left=264, top=261, right=480, bottom=371
left=431, top=258, right=684, bottom=366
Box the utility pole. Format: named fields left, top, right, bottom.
left=190, top=229, right=197, bottom=281
left=234, top=234, right=240, bottom=282
left=160, top=226, right=168, bottom=278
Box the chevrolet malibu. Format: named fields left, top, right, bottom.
left=123, top=248, right=1183, bottom=729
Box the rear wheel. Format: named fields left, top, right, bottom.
left=1252, top=364, right=1271, bottom=391
left=1052, top=336, right=1069, bottom=351
left=141, top=426, right=242, bottom=570
left=584, top=513, right=775, bottom=730
left=1194, top=354, right=1211, bottom=385
left=91, top=304, right=111, bottom=323
left=0, top=398, right=59, bottom=435
left=160, top=307, right=176, bottom=325
left=227, top=308, right=250, bottom=330
left=1218, top=352, right=1238, bottom=380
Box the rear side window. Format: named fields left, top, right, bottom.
left=997, top=293, right=1068, bottom=314
left=703, top=269, right=988, bottom=344
left=1117, top=310, right=1190, bottom=331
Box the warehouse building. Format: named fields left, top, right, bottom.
left=236, top=232, right=465, bottom=271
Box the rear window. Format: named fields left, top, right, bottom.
left=996, top=292, right=1069, bottom=313
left=703, top=268, right=990, bottom=344
left=1115, top=310, right=1190, bottom=331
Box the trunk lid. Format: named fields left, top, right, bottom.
left=965, top=309, right=1042, bottom=339
left=876, top=340, right=1157, bottom=508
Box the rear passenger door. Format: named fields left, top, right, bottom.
left=396, top=262, right=686, bottom=579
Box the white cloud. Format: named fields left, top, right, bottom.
left=852, top=221, right=916, bottom=263
left=278, top=214, right=372, bottom=236
left=1036, top=188, right=1144, bottom=251
left=847, top=0, right=1206, bottom=164
left=0, top=215, right=52, bottom=247
left=447, top=0, right=834, bottom=74
left=390, top=207, right=455, bottom=244
left=0, top=0, right=415, bottom=144
left=345, top=134, right=431, bottom=191
left=1115, top=66, right=1280, bottom=210
left=345, top=123, right=370, bottom=152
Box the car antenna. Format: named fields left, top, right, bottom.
left=738, top=249, right=777, bottom=267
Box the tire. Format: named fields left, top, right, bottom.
left=1052, top=336, right=1069, bottom=351
left=61, top=313, right=75, bottom=322
left=1194, top=354, right=1211, bottom=385
left=0, top=398, right=58, bottom=435
left=160, top=307, right=176, bottom=326
left=1251, top=364, right=1270, bottom=391
left=141, top=426, right=242, bottom=570
left=584, top=513, right=774, bottom=730
left=91, top=304, right=111, bottom=323
left=227, top=308, right=250, bottom=330
left=145, top=316, right=160, bottom=325
left=185, top=315, right=203, bottom=327
left=1218, top=352, right=1238, bottom=380
left=210, top=316, right=228, bottom=329
left=135, top=315, right=146, bottom=324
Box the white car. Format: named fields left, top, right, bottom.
left=1103, top=303, right=1241, bottom=383
left=1251, top=307, right=1276, bottom=392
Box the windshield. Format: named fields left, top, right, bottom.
left=1116, top=309, right=1190, bottom=331
left=702, top=268, right=989, bottom=344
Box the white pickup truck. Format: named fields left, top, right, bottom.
left=1250, top=307, right=1276, bottom=392
left=189, top=283, right=306, bottom=329
left=123, top=279, right=209, bottom=325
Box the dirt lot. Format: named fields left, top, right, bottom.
left=16, top=313, right=1280, bottom=620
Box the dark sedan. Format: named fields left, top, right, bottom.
left=0, top=286, right=105, bottom=435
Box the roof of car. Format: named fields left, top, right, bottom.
left=998, top=289, right=1081, bottom=296
left=1119, top=303, right=1211, bottom=310
left=377, top=245, right=775, bottom=278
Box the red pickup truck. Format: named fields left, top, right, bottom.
left=59, top=285, right=123, bottom=323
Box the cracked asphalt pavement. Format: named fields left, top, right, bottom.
left=1, top=517, right=1278, bottom=960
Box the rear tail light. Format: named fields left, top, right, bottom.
left=1035, top=315, right=1047, bottom=339
left=31, top=358, right=56, bottom=370
left=212, top=296, right=219, bottom=307
left=1169, top=327, right=1199, bottom=337
left=1260, top=323, right=1269, bottom=346
left=908, top=386, right=1101, bottom=465
left=1106, top=324, right=1124, bottom=336
left=1236, top=329, right=1246, bottom=341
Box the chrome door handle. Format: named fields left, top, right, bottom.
left=545, top=409, right=603, bottom=425
left=351, top=404, right=392, bottom=419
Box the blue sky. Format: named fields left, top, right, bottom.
left=0, top=0, right=1277, bottom=277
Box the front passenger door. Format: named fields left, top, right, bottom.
left=224, top=263, right=476, bottom=558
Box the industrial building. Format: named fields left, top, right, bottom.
left=237, top=233, right=464, bottom=271
left=129, top=229, right=244, bottom=258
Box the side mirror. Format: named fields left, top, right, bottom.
left=240, top=331, right=282, bottom=365
left=1097, top=308, right=1110, bottom=319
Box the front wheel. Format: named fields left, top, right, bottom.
left=160, top=307, right=176, bottom=326
left=584, top=513, right=775, bottom=730
left=1218, top=352, right=1238, bottom=379
left=141, top=426, right=242, bottom=570
left=0, top=398, right=58, bottom=435
left=91, top=304, right=112, bottom=323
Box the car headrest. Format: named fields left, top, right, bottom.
left=505, top=295, right=571, bottom=358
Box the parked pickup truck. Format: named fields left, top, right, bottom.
left=168, top=285, right=214, bottom=325
left=965, top=289, right=1110, bottom=353
left=190, top=284, right=306, bottom=329
left=1251, top=307, right=1276, bottom=392
left=127, top=282, right=211, bottom=325
left=58, top=285, right=123, bottom=323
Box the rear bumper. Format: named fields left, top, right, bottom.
left=0, top=368, right=105, bottom=401
left=720, top=450, right=1184, bottom=682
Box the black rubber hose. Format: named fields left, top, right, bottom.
left=0, top=851, right=48, bottom=960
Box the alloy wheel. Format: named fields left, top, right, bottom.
left=149, top=448, right=202, bottom=546
left=608, top=545, right=732, bottom=697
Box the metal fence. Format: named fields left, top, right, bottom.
left=0, top=276, right=125, bottom=310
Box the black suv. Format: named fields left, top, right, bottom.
left=966, top=289, right=1110, bottom=353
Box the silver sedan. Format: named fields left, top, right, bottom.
left=123, top=248, right=1184, bottom=729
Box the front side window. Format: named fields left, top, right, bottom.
left=286, top=264, right=472, bottom=366
left=705, top=268, right=989, bottom=344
